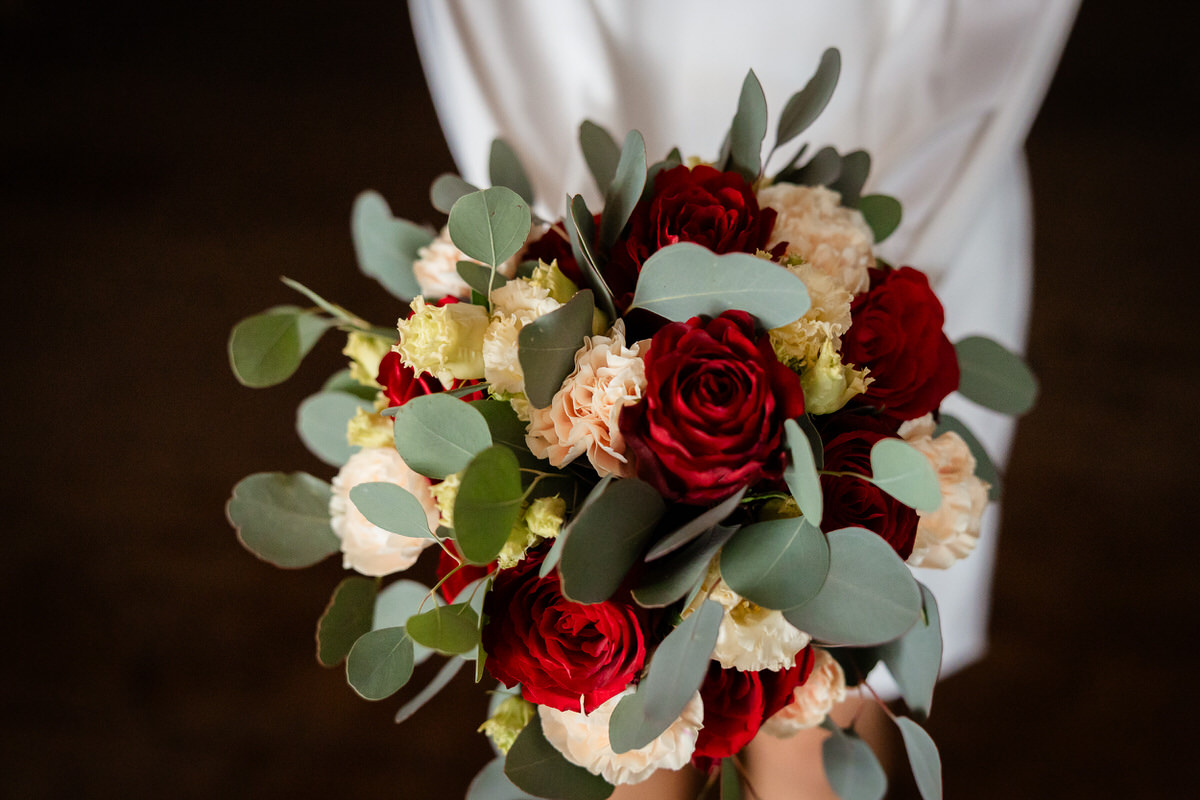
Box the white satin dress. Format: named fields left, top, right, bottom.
left=408, top=0, right=1079, bottom=690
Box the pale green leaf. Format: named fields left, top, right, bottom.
left=350, top=190, right=430, bottom=300
left=348, top=482, right=436, bottom=539
left=430, top=173, right=479, bottom=215
left=644, top=487, right=746, bottom=561
left=448, top=187, right=532, bottom=268
left=954, top=335, right=1038, bottom=415
left=316, top=576, right=378, bottom=667
left=405, top=603, right=480, bottom=655
left=454, top=445, right=523, bottom=565
left=228, top=307, right=334, bottom=388
left=567, top=194, right=617, bottom=321
left=784, top=418, right=823, bottom=525
left=896, top=717, right=943, bottom=800
left=296, top=391, right=372, bottom=467
left=320, top=368, right=380, bottom=401
left=829, top=150, right=871, bottom=207
left=857, top=194, right=902, bottom=244
left=728, top=69, right=767, bottom=181
left=629, top=242, right=810, bottom=328
left=506, top=715, right=614, bottom=799
left=345, top=626, right=414, bottom=700
left=373, top=579, right=439, bottom=665
left=519, top=290, right=596, bottom=409
left=579, top=120, right=621, bottom=195
left=776, top=48, right=841, bottom=147
left=394, top=652, right=464, bottom=725
left=227, top=472, right=338, bottom=568
left=869, top=438, right=942, bottom=513
left=457, top=260, right=509, bottom=298
left=632, top=524, right=738, bottom=608
left=468, top=756, right=540, bottom=800
left=490, top=138, right=535, bottom=205
left=783, top=145, right=841, bottom=186
left=719, top=517, right=829, bottom=611
left=878, top=583, right=942, bottom=720
left=823, top=725, right=887, bottom=800
left=391, top=393, right=492, bottom=479
left=599, top=130, right=647, bottom=249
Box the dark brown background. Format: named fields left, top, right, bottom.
left=3, top=2, right=1197, bottom=797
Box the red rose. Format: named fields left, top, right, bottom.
left=618, top=310, right=805, bottom=505
left=821, top=421, right=919, bottom=559
left=841, top=266, right=959, bottom=420
left=435, top=541, right=493, bottom=603
left=605, top=165, right=778, bottom=309
left=481, top=552, right=647, bottom=713
left=691, top=650, right=815, bottom=770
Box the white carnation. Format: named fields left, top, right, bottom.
left=482, top=278, right=563, bottom=396
left=762, top=648, right=847, bottom=737
left=329, top=447, right=439, bottom=576
left=538, top=689, right=704, bottom=786
left=757, top=183, right=875, bottom=295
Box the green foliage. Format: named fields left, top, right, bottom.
left=857, top=194, right=903, bottom=244
left=599, top=130, right=647, bottom=249
left=629, top=243, right=811, bottom=329
left=227, top=472, right=338, bottom=568
left=348, top=482, right=436, bottom=539
left=430, top=173, right=479, bottom=215
left=633, top=524, right=738, bottom=608
left=453, top=445, right=524, bottom=565
left=579, top=120, right=621, bottom=195
left=608, top=599, right=722, bottom=753
left=295, top=391, right=372, bottom=467
left=350, top=190, right=431, bottom=301
left=321, top=369, right=382, bottom=401
left=519, top=290, right=597, bottom=409
left=954, top=335, right=1039, bottom=415
left=490, top=138, right=535, bottom=205
left=316, top=577, right=378, bottom=667
left=391, top=393, right=493, bottom=479
left=784, top=418, right=824, bottom=525
left=868, top=438, right=942, bottom=512
left=468, top=757, right=540, bottom=800
left=828, top=150, right=871, bottom=206
left=405, top=603, right=481, bottom=655
left=779, top=145, right=841, bottom=186
left=345, top=626, right=414, bottom=700
left=505, top=715, right=614, bottom=800
left=644, top=488, right=746, bottom=561
left=457, top=260, right=509, bottom=298
left=822, top=723, right=887, bottom=800
left=934, top=413, right=1000, bottom=500
left=775, top=48, right=841, bottom=149
left=567, top=194, right=617, bottom=321
left=228, top=306, right=334, bottom=388
left=783, top=527, right=922, bottom=646
left=470, top=398, right=556, bottom=477
left=559, top=478, right=665, bottom=604
left=878, top=583, right=942, bottom=720
left=727, top=70, right=768, bottom=181
left=448, top=187, right=532, bottom=268
left=719, top=517, right=829, bottom=611
left=721, top=758, right=742, bottom=799
left=372, top=578, right=439, bottom=665
left=895, top=717, right=943, bottom=800
left=393, top=653, right=462, bottom=722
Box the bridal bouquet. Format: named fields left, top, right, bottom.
left=227, top=50, right=1036, bottom=799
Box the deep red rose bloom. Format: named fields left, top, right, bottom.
left=435, top=541, right=493, bottom=603
left=691, top=650, right=815, bottom=770
left=605, top=165, right=778, bottom=309
left=841, top=266, right=959, bottom=420
left=481, top=552, right=647, bottom=713
left=618, top=310, right=805, bottom=505
left=821, top=424, right=919, bottom=559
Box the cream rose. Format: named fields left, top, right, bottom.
left=757, top=183, right=875, bottom=295
left=526, top=321, right=647, bottom=478
left=329, top=447, right=439, bottom=576
left=762, top=648, right=847, bottom=736
left=538, top=689, right=704, bottom=785
left=899, top=414, right=990, bottom=569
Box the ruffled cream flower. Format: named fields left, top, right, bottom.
left=394, top=296, right=488, bottom=388
left=762, top=648, right=846, bottom=736
left=482, top=277, right=564, bottom=396
left=899, top=414, right=990, bottom=569
left=769, top=258, right=855, bottom=369
left=538, top=689, right=704, bottom=786
left=526, top=321, right=647, bottom=478
left=479, top=695, right=535, bottom=755
left=431, top=475, right=563, bottom=569
left=757, top=184, right=875, bottom=295
left=688, top=561, right=811, bottom=672
left=412, top=226, right=519, bottom=300
left=798, top=339, right=871, bottom=415
left=342, top=331, right=392, bottom=388
left=329, top=447, right=439, bottom=576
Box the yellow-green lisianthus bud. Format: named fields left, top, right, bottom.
left=524, top=496, right=565, bottom=539
left=530, top=260, right=579, bottom=304
left=478, top=695, right=535, bottom=755
left=394, top=296, right=488, bottom=388
left=346, top=406, right=394, bottom=448
left=428, top=471, right=462, bottom=530
left=800, top=340, right=870, bottom=415
left=343, top=331, right=393, bottom=388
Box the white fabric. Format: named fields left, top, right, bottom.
left=408, top=0, right=1078, bottom=685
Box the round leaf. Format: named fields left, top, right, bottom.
left=869, top=438, right=942, bottom=513
left=954, top=335, right=1039, bottom=415
left=227, top=472, right=338, bottom=568
left=560, top=478, right=665, bottom=604
left=391, top=393, right=492, bottom=480
left=823, top=727, right=887, bottom=800
left=506, top=715, right=614, bottom=800
left=896, top=717, right=943, bottom=800
left=783, top=418, right=823, bottom=525
left=448, top=186, right=532, bottom=267
left=783, top=527, right=922, bottom=646
left=373, top=579, right=439, bottom=665
left=345, top=626, right=414, bottom=701
left=316, top=576, right=378, bottom=667
left=644, top=487, right=746, bottom=562
left=453, top=445, right=523, bottom=565
left=878, top=583, right=942, bottom=719
left=296, top=391, right=372, bottom=467
left=430, top=173, right=479, bottom=215
left=719, top=517, right=829, bottom=611
left=348, top=482, right=435, bottom=539
left=829, top=149, right=871, bottom=207
left=468, top=757, right=540, bottom=800
left=228, top=307, right=332, bottom=388
left=519, top=290, right=596, bottom=409
left=633, top=524, right=738, bottom=608
left=857, top=194, right=903, bottom=244
left=489, top=138, right=535, bottom=205
left=350, top=190, right=430, bottom=301
left=405, top=603, right=480, bottom=656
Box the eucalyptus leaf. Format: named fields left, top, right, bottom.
left=823, top=725, right=887, bottom=800
left=316, top=576, right=378, bottom=667
left=632, top=524, right=738, bottom=608
left=784, top=418, right=823, bottom=525
left=348, top=482, right=436, bottom=539
left=954, top=335, right=1038, bottom=415
left=781, top=145, right=841, bottom=187
left=405, top=603, right=480, bottom=655
left=857, top=194, right=903, bottom=244
left=431, top=173, right=479, bottom=215
left=727, top=69, right=767, bottom=181
left=720, top=517, right=829, bottom=611
left=457, top=260, right=509, bottom=298
left=567, top=194, right=617, bottom=321
left=519, top=290, right=596, bottom=409
left=506, top=715, right=614, bottom=800
left=448, top=187, right=532, bottom=267
left=896, top=717, right=943, bottom=800
left=829, top=150, right=871, bottom=207
left=228, top=307, right=334, bottom=388
left=560, top=478, right=665, bottom=604
left=599, top=130, right=647, bottom=249
left=630, top=243, right=810, bottom=328
left=783, top=527, right=922, bottom=646
left=393, top=656, right=465, bottom=725
left=608, top=599, right=722, bottom=753
left=350, top=190, right=431, bottom=301
left=868, top=438, right=942, bottom=513
left=321, top=369, right=382, bottom=401
left=490, top=138, right=535, bottom=205
left=878, top=583, right=942, bottom=720
left=776, top=48, right=841, bottom=147
left=227, top=472, right=338, bottom=568
left=392, top=393, right=492, bottom=479
left=345, top=626, right=414, bottom=700
left=468, top=757, right=540, bottom=800
left=721, top=758, right=742, bottom=800
left=644, top=487, right=746, bottom=561
left=470, top=398, right=548, bottom=473
left=373, top=579, right=439, bottom=665
left=579, top=120, right=621, bottom=195
left=454, top=445, right=524, bottom=565
left=934, top=413, right=1000, bottom=500
left=296, top=392, right=372, bottom=467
